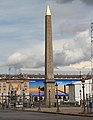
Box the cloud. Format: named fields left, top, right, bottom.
left=54, top=0, right=93, bottom=5
left=0, top=0, right=44, bottom=63
left=69, top=61, right=91, bottom=69
left=55, top=0, right=74, bottom=4
left=54, top=30, right=90, bottom=68
left=81, top=0, right=93, bottom=6
left=8, top=52, right=27, bottom=65
left=4, top=41, right=45, bottom=69
left=60, top=23, right=89, bottom=35
left=0, top=0, right=92, bottom=73
left=0, top=30, right=90, bottom=71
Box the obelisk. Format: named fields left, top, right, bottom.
left=44, top=6, right=55, bottom=106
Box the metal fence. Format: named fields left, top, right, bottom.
left=0, top=92, right=45, bottom=109
left=86, top=93, right=93, bottom=113
left=0, top=92, right=93, bottom=114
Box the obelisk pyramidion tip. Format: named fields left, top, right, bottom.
left=46, top=5, right=51, bottom=15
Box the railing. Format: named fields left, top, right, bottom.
left=0, top=92, right=93, bottom=114
left=0, top=71, right=91, bottom=80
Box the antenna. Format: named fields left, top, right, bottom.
left=91, top=21, right=93, bottom=93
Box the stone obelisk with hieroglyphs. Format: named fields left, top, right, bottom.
left=44, top=6, right=55, bottom=106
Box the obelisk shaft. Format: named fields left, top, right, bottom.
left=45, top=15, right=54, bottom=80
left=44, top=6, right=55, bottom=106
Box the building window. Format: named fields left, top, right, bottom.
left=3, top=83, right=6, bottom=87
left=24, top=83, right=27, bottom=87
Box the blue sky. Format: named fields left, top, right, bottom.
left=0, top=0, right=93, bottom=74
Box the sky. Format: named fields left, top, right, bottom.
left=0, top=0, right=93, bottom=74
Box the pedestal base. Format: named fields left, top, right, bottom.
left=44, top=80, right=55, bottom=107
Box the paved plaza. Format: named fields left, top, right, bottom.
left=21, top=106, right=93, bottom=117
left=0, top=109, right=93, bottom=120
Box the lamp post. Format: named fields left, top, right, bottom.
left=29, top=94, right=33, bottom=107
left=86, top=93, right=89, bottom=113
left=29, top=94, right=31, bottom=107
left=23, top=89, right=25, bottom=109
left=55, top=83, right=60, bottom=112
left=14, top=90, right=16, bottom=108
left=80, top=90, right=82, bottom=107
left=2, top=93, right=3, bottom=109
left=38, top=86, right=41, bottom=111
left=5, top=95, right=7, bottom=108
left=8, top=92, right=10, bottom=108
left=82, top=78, right=86, bottom=113
left=48, top=90, right=51, bottom=108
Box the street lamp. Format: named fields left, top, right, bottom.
left=2, top=93, right=3, bottom=109
left=29, top=94, right=32, bottom=107
left=48, top=90, right=51, bottom=108
left=5, top=95, right=7, bottom=108
left=55, top=83, right=60, bottom=112
left=81, top=78, right=86, bottom=113
left=80, top=90, right=82, bottom=107
left=8, top=92, right=10, bottom=108
left=38, top=86, right=41, bottom=111
left=23, top=89, right=25, bottom=109
left=14, top=90, right=16, bottom=108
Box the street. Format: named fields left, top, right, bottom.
left=0, top=110, right=93, bottom=120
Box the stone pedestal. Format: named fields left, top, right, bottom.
left=44, top=80, right=55, bottom=106
left=69, top=84, right=75, bottom=103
